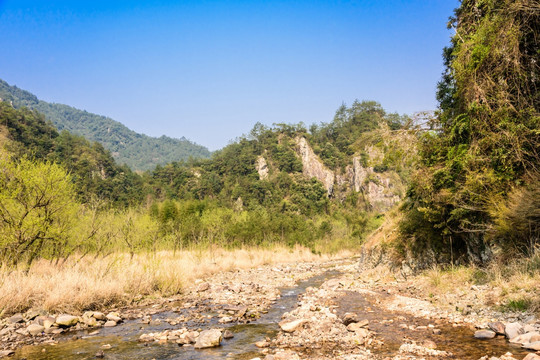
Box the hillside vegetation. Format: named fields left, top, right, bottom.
left=0, top=97, right=415, bottom=269
left=396, top=0, right=539, bottom=266
left=0, top=79, right=211, bottom=171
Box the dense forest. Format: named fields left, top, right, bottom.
left=0, top=79, right=211, bottom=171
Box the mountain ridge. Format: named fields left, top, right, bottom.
left=0, top=79, right=211, bottom=171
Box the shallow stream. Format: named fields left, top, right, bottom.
left=12, top=271, right=339, bottom=360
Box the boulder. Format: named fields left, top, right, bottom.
left=509, top=331, right=540, bottom=345
left=279, top=319, right=305, bottom=333
left=56, top=315, right=79, bottom=327
left=194, top=329, right=222, bottom=349
left=223, top=329, right=234, bottom=339
left=523, top=341, right=540, bottom=351
left=103, top=321, right=117, bottom=327
left=474, top=330, right=496, bottom=339
left=7, top=314, right=24, bottom=324
left=342, top=313, right=359, bottom=326
left=92, top=312, right=106, bottom=321
left=196, top=282, right=210, bottom=292
left=523, top=353, right=540, bottom=360
left=504, top=322, right=523, bottom=339
left=43, top=317, right=56, bottom=329
left=106, top=312, right=122, bottom=323
left=0, top=350, right=15, bottom=358
left=488, top=321, right=506, bottom=335
left=27, top=324, right=45, bottom=336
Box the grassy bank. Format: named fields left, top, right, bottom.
left=0, top=246, right=347, bottom=317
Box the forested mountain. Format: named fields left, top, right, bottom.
left=0, top=102, right=143, bottom=206
left=0, top=79, right=211, bottom=171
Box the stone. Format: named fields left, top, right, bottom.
left=27, top=324, right=45, bottom=336
left=7, top=314, right=24, bottom=324
left=223, top=330, right=234, bottom=339
left=194, top=329, right=222, bottom=349
left=255, top=340, right=270, bottom=348
left=509, top=331, right=540, bottom=345
left=104, top=321, right=117, bottom=327
left=92, top=312, right=106, bottom=321
left=83, top=315, right=98, bottom=327
left=56, top=315, right=79, bottom=327
left=139, top=334, right=154, bottom=342
left=279, top=319, right=305, bottom=333
left=505, top=322, right=524, bottom=339
left=523, top=341, right=540, bottom=351
left=523, top=354, right=540, bottom=360
left=106, top=312, right=122, bottom=323
left=342, top=313, right=359, bottom=326
left=0, top=350, right=15, bottom=358
left=196, top=282, right=210, bottom=292
left=474, top=330, right=497, bottom=339
left=488, top=321, right=506, bottom=335
left=433, top=328, right=442, bottom=335
left=43, top=317, right=56, bottom=329
left=347, top=321, right=369, bottom=332
left=95, top=350, right=105, bottom=358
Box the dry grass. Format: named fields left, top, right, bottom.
left=416, top=249, right=540, bottom=314
left=0, top=245, right=345, bottom=317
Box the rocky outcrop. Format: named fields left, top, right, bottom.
left=256, top=156, right=269, bottom=180
left=294, top=136, right=401, bottom=210
left=295, top=137, right=335, bottom=195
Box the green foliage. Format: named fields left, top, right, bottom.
left=0, top=155, right=78, bottom=267
left=0, top=79, right=211, bottom=171
left=0, top=102, right=144, bottom=206
left=401, top=0, right=540, bottom=264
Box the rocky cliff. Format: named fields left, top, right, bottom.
left=293, top=136, right=402, bottom=211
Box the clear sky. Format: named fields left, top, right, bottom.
left=0, top=0, right=458, bottom=151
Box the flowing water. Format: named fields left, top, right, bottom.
left=11, top=271, right=339, bottom=360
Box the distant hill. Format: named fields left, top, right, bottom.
left=0, top=79, right=211, bottom=170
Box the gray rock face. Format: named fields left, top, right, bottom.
left=55, top=315, right=79, bottom=327
left=474, top=329, right=496, bottom=339
left=194, top=329, right=222, bottom=349
left=256, top=156, right=269, bottom=180
left=504, top=322, right=524, bottom=339
left=295, top=137, right=335, bottom=196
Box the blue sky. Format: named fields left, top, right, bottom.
left=0, top=0, right=458, bottom=150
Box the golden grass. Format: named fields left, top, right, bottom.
left=0, top=245, right=346, bottom=317
left=415, top=250, right=540, bottom=313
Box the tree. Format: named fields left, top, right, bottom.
left=0, top=155, right=78, bottom=267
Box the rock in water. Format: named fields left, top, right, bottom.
left=523, top=341, right=540, bottom=351
left=504, top=322, right=523, bottom=339
left=56, top=315, right=79, bottom=327
left=194, top=329, right=222, bottom=349
left=474, top=330, right=496, bottom=339
left=488, top=321, right=506, bottom=335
